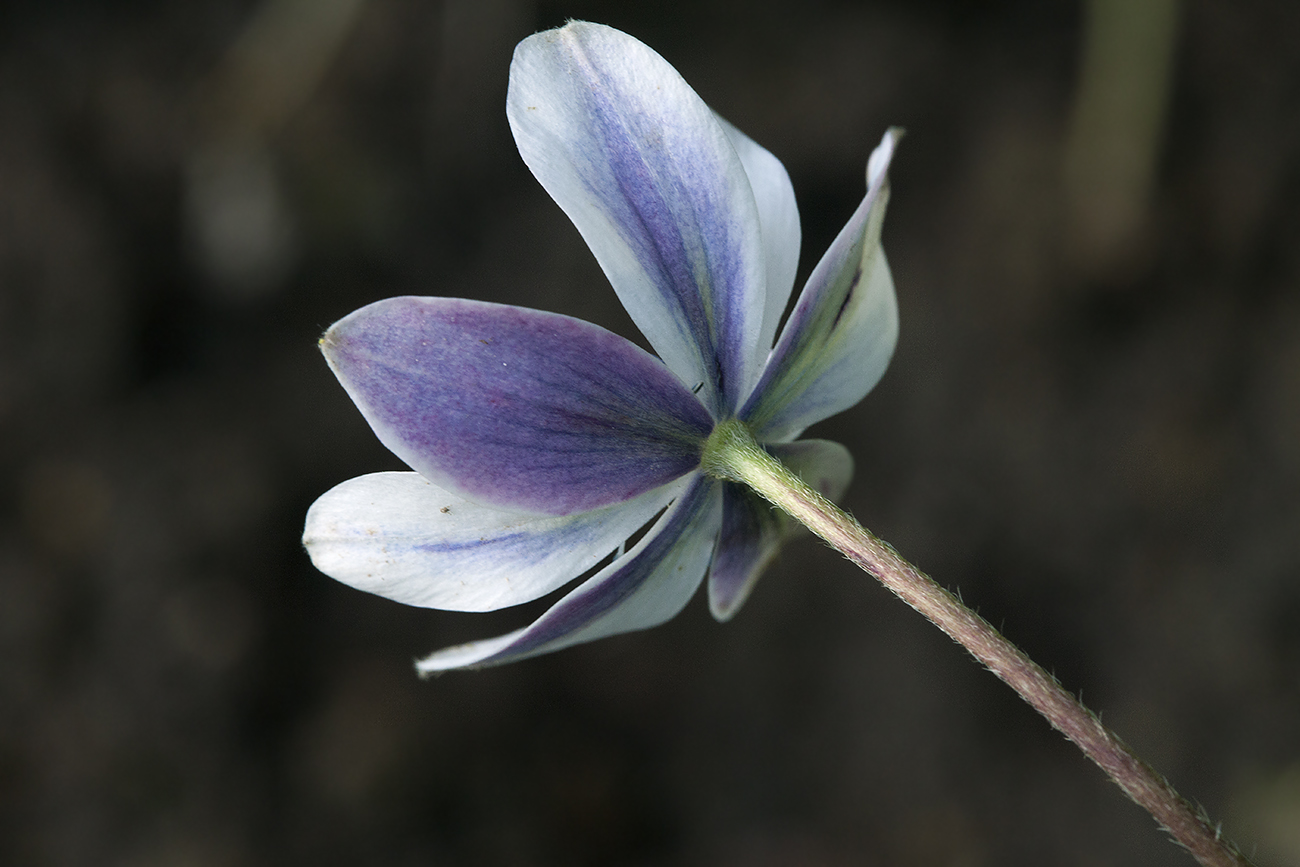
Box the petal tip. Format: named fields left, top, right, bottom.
left=867, top=127, right=905, bottom=189
left=707, top=588, right=744, bottom=623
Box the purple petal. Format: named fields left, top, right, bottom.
left=708, top=485, right=782, bottom=621
left=323, top=296, right=713, bottom=516
left=708, top=439, right=854, bottom=620
left=415, top=476, right=723, bottom=671
left=741, top=130, right=901, bottom=442
left=508, top=22, right=768, bottom=415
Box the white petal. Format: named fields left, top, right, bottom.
left=714, top=114, right=801, bottom=358
left=507, top=22, right=768, bottom=415
left=303, top=472, right=686, bottom=612
left=741, top=129, right=901, bottom=442
left=415, top=476, right=723, bottom=672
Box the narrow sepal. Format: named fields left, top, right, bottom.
left=708, top=485, right=782, bottom=621
left=322, top=296, right=713, bottom=516
left=303, top=472, right=686, bottom=611
left=415, top=476, right=722, bottom=671
left=740, top=129, right=901, bottom=442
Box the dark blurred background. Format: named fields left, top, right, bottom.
left=2, top=0, right=1298, bottom=864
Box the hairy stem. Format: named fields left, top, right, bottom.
left=701, top=419, right=1251, bottom=867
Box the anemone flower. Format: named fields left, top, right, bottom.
left=303, top=21, right=899, bottom=672
left=298, top=24, right=1255, bottom=867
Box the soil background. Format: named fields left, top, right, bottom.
left=3, top=1, right=1298, bottom=865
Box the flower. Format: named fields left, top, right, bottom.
left=303, top=22, right=899, bottom=672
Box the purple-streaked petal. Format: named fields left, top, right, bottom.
left=507, top=22, right=767, bottom=415
left=415, top=476, right=722, bottom=672
left=708, top=439, right=854, bottom=620
left=323, top=296, right=712, bottom=516
left=715, top=114, right=801, bottom=360
left=708, top=485, right=781, bottom=622
left=740, top=129, right=902, bottom=442
left=303, top=472, right=687, bottom=612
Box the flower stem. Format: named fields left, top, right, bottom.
left=700, top=419, right=1251, bottom=867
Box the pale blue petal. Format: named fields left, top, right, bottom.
left=303, top=472, right=687, bottom=612
left=508, top=22, right=767, bottom=415
left=741, top=129, right=902, bottom=442
left=708, top=440, right=854, bottom=620
left=322, top=296, right=712, bottom=516
left=415, top=476, right=722, bottom=672
left=714, top=115, right=801, bottom=358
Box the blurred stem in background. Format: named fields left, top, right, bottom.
left=186, top=0, right=366, bottom=300
left=1063, top=0, right=1180, bottom=282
